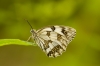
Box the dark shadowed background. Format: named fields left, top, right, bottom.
left=0, top=0, right=100, bottom=66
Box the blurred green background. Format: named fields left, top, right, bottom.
left=0, top=0, right=100, bottom=66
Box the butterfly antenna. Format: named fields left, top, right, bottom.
left=25, top=19, right=33, bottom=29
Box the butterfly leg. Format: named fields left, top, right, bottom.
left=27, top=36, right=37, bottom=46
left=27, top=36, right=32, bottom=41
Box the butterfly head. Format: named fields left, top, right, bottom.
left=30, top=29, right=35, bottom=32
left=30, top=29, right=36, bottom=34
left=30, top=29, right=37, bottom=38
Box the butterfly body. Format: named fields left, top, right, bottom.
left=29, top=25, right=76, bottom=57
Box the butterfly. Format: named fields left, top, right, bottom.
left=27, top=22, right=76, bottom=58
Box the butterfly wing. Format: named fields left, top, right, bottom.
left=36, top=25, right=76, bottom=57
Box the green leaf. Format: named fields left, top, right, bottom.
left=0, top=39, right=37, bottom=46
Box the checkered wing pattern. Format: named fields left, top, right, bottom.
left=33, top=26, right=76, bottom=57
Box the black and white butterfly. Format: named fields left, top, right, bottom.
left=27, top=22, right=76, bottom=57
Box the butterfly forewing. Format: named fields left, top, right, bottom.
left=32, top=25, right=76, bottom=57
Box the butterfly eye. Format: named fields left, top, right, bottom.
left=30, top=29, right=34, bottom=33
left=30, top=29, right=36, bottom=34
